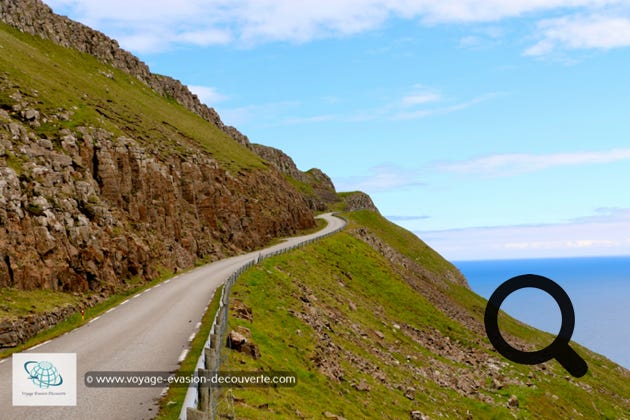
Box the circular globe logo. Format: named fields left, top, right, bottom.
left=24, top=360, right=64, bottom=389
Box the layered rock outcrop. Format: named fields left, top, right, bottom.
left=0, top=107, right=313, bottom=291
left=342, top=191, right=379, bottom=212
left=252, top=144, right=340, bottom=211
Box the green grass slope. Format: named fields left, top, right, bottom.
left=0, top=22, right=263, bottom=170
left=220, top=210, right=629, bottom=419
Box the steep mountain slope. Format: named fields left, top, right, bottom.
left=220, top=210, right=630, bottom=419
left=0, top=4, right=317, bottom=296
left=0, top=0, right=249, bottom=146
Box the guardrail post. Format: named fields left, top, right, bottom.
left=197, top=368, right=209, bottom=411
left=204, top=347, right=216, bottom=370
left=210, top=332, right=220, bottom=350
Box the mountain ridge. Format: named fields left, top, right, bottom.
left=0, top=0, right=252, bottom=147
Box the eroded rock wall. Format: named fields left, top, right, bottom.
left=252, top=143, right=340, bottom=211
left=0, top=108, right=313, bottom=292
left=343, top=191, right=379, bottom=212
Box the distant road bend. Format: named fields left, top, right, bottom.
left=0, top=213, right=346, bottom=420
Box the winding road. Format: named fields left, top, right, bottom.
left=0, top=213, right=346, bottom=420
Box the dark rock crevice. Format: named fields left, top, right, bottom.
left=90, top=148, right=101, bottom=188
left=3, top=255, right=14, bottom=287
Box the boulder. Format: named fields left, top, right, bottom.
left=227, top=330, right=247, bottom=349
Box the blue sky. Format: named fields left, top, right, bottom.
left=47, top=1, right=630, bottom=260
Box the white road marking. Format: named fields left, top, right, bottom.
left=160, top=387, right=169, bottom=397
left=164, top=279, right=171, bottom=284
left=188, top=333, right=196, bottom=342
left=0, top=359, right=7, bottom=364
left=89, top=316, right=101, bottom=324
left=106, top=308, right=115, bottom=314
left=30, top=340, right=51, bottom=350
left=154, top=284, right=161, bottom=288
left=120, top=299, right=129, bottom=305
left=195, top=322, right=202, bottom=329
left=178, top=349, right=189, bottom=363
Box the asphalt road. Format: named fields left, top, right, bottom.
left=0, top=213, right=346, bottom=420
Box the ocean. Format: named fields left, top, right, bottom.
left=454, top=256, right=630, bottom=370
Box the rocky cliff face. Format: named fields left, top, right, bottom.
left=0, top=0, right=250, bottom=147
left=0, top=106, right=313, bottom=292
left=342, top=191, right=379, bottom=212
left=251, top=144, right=340, bottom=211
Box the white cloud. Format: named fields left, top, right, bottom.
left=250, top=84, right=447, bottom=126
left=398, top=0, right=622, bottom=24
left=418, top=208, right=630, bottom=260
left=118, top=28, right=232, bottom=54
left=401, top=92, right=441, bottom=106
left=502, top=238, right=619, bottom=250
left=47, top=0, right=630, bottom=53
left=525, top=14, right=630, bottom=56
left=217, top=101, right=301, bottom=126
left=438, top=148, right=630, bottom=176
left=393, top=93, right=498, bottom=120
left=458, top=26, right=505, bottom=49
left=187, top=85, right=228, bottom=105
left=335, top=164, right=425, bottom=192
left=237, top=88, right=496, bottom=126
left=116, top=32, right=166, bottom=54
left=386, top=215, right=431, bottom=221
left=48, top=0, right=206, bottom=23
left=571, top=207, right=630, bottom=223
left=176, top=29, right=233, bottom=46
left=459, top=35, right=483, bottom=48
left=281, top=114, right=338, bottom=125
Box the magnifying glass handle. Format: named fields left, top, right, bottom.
left=556, top=345, right=588, bottom=378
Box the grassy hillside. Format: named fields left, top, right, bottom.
left=220, top=210, right=630, bottom=419
left=0, top=21, right=263, bottom=170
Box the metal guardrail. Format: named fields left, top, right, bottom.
left=180, top=215, right=347, bottom=419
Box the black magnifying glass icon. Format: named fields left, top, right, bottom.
left=484, top=274, right=588, bottom=378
